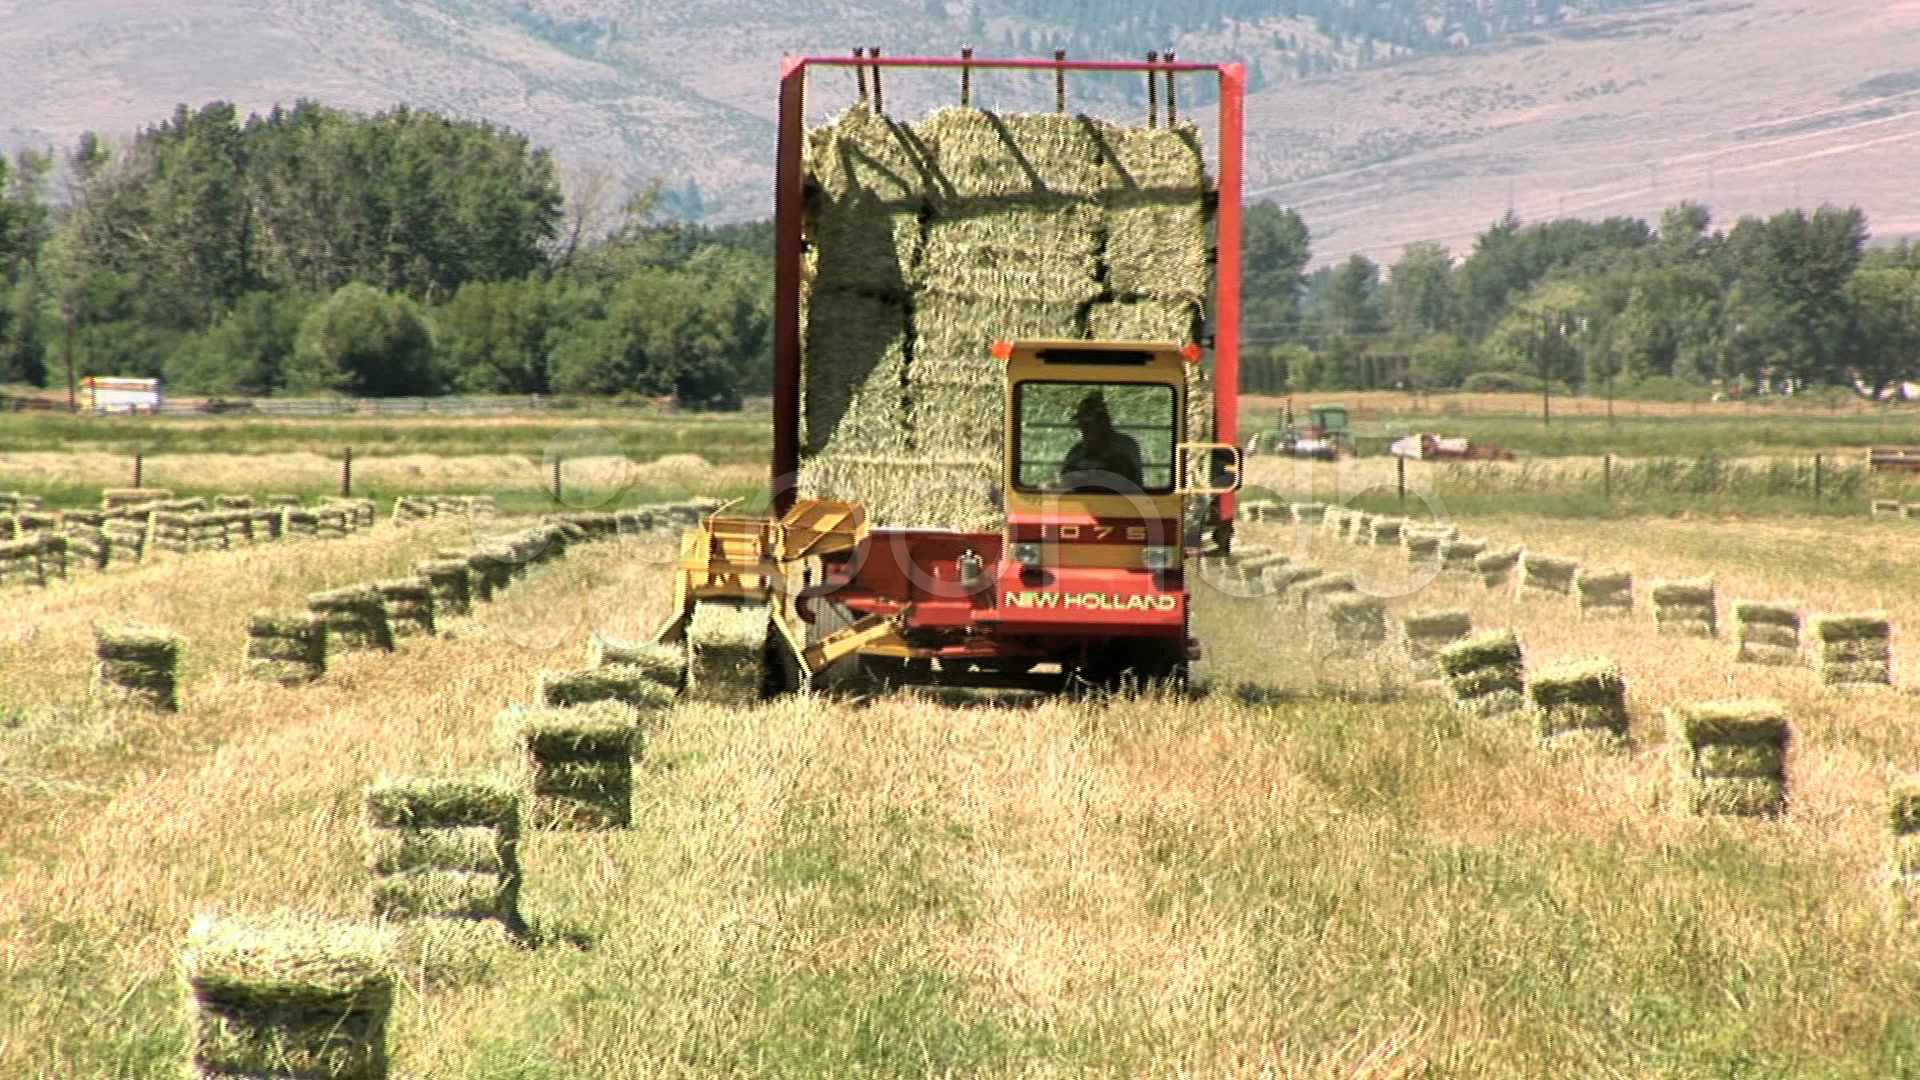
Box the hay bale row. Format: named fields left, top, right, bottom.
left=181, top=914, right=395, bottom=1080
left=587, top=634, right=690, bottom=687
left=685, top=602, right=769, bottom=705
left=1872, top=498, right=1905, bottom=517
left=1651, top=577, right=1717, bottom=638
left=364, top=775, right=522, bottom=932
left=94, top=625, right=180, bottom=711
left=102, top=487, right=172, bottom=509
left=1312, top=592, right=1387, bottom=646
left=1808, top=612, right=1892, bottom=687
left=415, top=559, right=471, bottom=618
left=1366, top=516, right=1405, bottom=546
left=373, top=578, right=435, bottom=638
left=1668, top=699, right=1789, bottom=817
left=1733, top=600, right=1802, bottom=666
left=1438, top=628, right=1526, bottom=719
left=1574, top=568, right=1634, bottom=619
left=501, top=703, right=643, bottom=830
left=308, top=586, right=394, bottom=654
left=1440, top=537, right=1487, bottom=575
left=1528, top=658, right=1629, bottom=745
left=245, top=611, right=328, bottom=685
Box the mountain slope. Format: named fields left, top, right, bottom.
left=3, top=0, right=1918, bottom=264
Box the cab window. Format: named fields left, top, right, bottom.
left=1013, top=381, right=1178, bottom=495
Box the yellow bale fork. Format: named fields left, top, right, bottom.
left=652, top=498, right=892, bottom=695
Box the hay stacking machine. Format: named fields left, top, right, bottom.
left=654, top=51, right=1248, bottom=696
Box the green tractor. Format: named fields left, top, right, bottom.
left=1248, top=403, right=1353, bottom=460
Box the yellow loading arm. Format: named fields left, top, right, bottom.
left=652, top=498, right=872, bottom=647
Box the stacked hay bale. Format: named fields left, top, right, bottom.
left=266, top=494, right=301, bottom=507
left=539, top=666, right=677, bottom=711
left=0, top=491, right=40, bottom=511
left=1474, top=547, right=1522, bottom=590
left=0, top=537, right=41, bottom=587
left=1265, top=563, right=1323, bottom=598
left=1651, top=577, right=1717, bottom=638
left=1437, top=629, right=1526, bottom=718
left=374, top=578, right=435, bottom=638
left=102, top=513, right=150, bottom=564
left=1668, top=699, right=1789, bottom=817
left=364, top=775, right=523, bottom=934
left=415, top=560, right=472, bottom=618
left=1401, top=608, right=1473, bottom=677
left=284, top=506, right=320, bottom=539
left=94, top=625, right=180, bottom=711
left=1574, top=567, right=1634, bottom=619
left=1517, top=553, right=1578, bottom=597
left=1732, top=600, right=1802, bottom=666
left=214, top=494, right=254, bottom=510
left=1319, top=507, right=1352, bottom=540
left=1289, top=503, right=1326, bottom=526
left=179, top=914, right=395, bottom=1080
left=391, top=496, right=436, bottom=526
left=685, top=601, right=769, bottom=705
left=1527, top=658, right=1629, bottom=747
left=1808, top=613, right=1893, bottom=687
left=1887, top=776, right=1920, bottom=917
left=252, top=508, right=284, bottom=542
left=326, top=497, right=377, bottom=531
left=36, top=534, right=68, bottom=581
left=186, top=512, right=227, bottom=554
left=315, top=507, right=350, bottom=540
left=587, top=635, right=689, bottom=687
left=1347, top=512, right=1377, bottom=545
left=1366, top=516, right=1405, bottom=547
left=1312, top=592, right=1387, bottom=647
left=1440, top=537, right=1487, bottom=575
left=467, top=549, right=513, bottom=603
left=244, top=611, right=328, bottom=685
left=65, top=520, right=109, bottom=572
left=501, top=702, right=644, bottom=829
left=150, top=511, right=192, bottom=556
left=102, top=487, right=170, bottom=510
left=796, top=107, right=1219, bottom=535
left=1240, top=499, right=1279, bottom=522
left=308, top=586, right=393, bottom=653
left=1873, top=498, right=1905, bottom=517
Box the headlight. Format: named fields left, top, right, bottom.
left=1140, top=545, right=1179, bottom=571
left=1009, top=542, right=1043, bottom=568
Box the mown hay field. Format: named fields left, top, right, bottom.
left=11, top=450, right=1920, bottom=1076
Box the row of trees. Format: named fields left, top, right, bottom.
left=1, top=96, right=1914, bottom=404
left=0, top=100, right=772, bottom=404
left=1258, top=201, right=1920, bottom=399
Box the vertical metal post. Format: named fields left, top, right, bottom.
left=341, top=446, right=354, bottom=498
left=960, top=46, right=972, bottom=106
left=1603, top=453, right=1612, bottom=502
left=1146, top=51, right=1160, bottom=126
left=771, top=57, right=808, bottom=514
left=1814, top=454, right=1823, bottom=501
left=854, top=47, right=868, bottom=104
left=869, top=47, right=883, bottom=112
left=1054, top=49, right=1067, bottom=113
left=553, top=456, right=564, bottom=505
left=1165, top=51, right=1178, bottom=125
left=1396, top=454, right=1407, bottom=509
left=132, top=452, right=143, bottom=490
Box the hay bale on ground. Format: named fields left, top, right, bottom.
left=1888, top=776, right=1920, bottom=916
left=180, top=913, right=395, bottom=1080
left=1874, top=499, right=1905, bottom=517
left=1403, top=527, right=1448, bottom=568
left=365, top=775, right=522, bottom=933
left=1346, top=512, right=1377, bottom=545
left=374, top=578, right=435, bottom=638
left=466, top=549, right=513, bottom=602
left=686, top=602, right=767, bottom=705
left=1265, top=563, right=1323, bottom=596
left=1367, top=517, right=1406, bottom=546
left=1293, top=572, right=1357, bottom=609
left=586, top=634, right=688, bottom=687
left=1528, top=657, right=1629, bottom=746
left=1733, top=600, right=1802, bottom=666
left=538, top=666, right=677, bottom=711
left=1668, top=699, right=1789, bottom=817
left=1438, top=629, right=1526, bottom=719
left=1651, top=577, right=1717, bottom=638
left=95, top=625, right=180, bottom=711
left=1312, top=592, right=1387, bottom=647
left=415, top=560, right=472, bottom=619
left=245, top=611, right=328, bottom=685
left=308, top=587, right=393, bottom=653
left=1289, top=503, right=1326, bottom=525
left=1808, top=612, right=1892, bottom=687
left=65, top=526, right=108, bottom=572
left=1473, top=547, right=1522, bottom=589
left=284, top=508, right=319, bottom=538
left=1574, top=568, right=1634, bottom=619
left=501, top=702, right=642, bottom=830
left=1516, top=553, right=1578, bottom=597
left=1440, top=537, right=1487, bottom=575
left=215, top=494, right=254, bottom=510
left=1402, top=608, right=1473, bottom=674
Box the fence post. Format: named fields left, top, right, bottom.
left=1813, top=454, right=1823, bottom=501
left=132, top=452, right=144, bottom=490
left=1396, top=455, right=1406, bottom=509
left=1603, top=453, right=1612, bottom=502
left=341, top=446, right=354, bottom=498
left=552, top=457, right=564, bottom=505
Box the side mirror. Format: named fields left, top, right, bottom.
left=1177, top=443, right=1243, bottom=495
